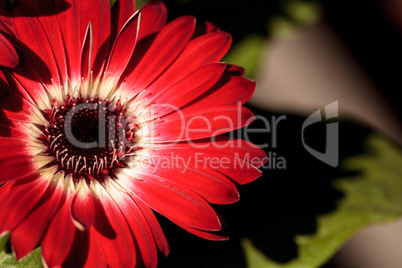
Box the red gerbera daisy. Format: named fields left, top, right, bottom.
left=0, top=0, right=266, bottom=267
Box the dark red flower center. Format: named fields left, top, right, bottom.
left=40, top=96, right=138, bottom=181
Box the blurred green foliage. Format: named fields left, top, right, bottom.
left=0, top=234, right=42, bottom=268
left=110, top=0, right=147, bottom=9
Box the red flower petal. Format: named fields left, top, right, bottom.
left=106, top=10, right=140, bottom=79
left=0, top=71, right=7, bottom=98
left=0, top=174, right=50, bottom=234
left=71, top=180, right=96, bottom=230
left=111, top=0, right=136, bottom=39
left=0, top=33, right=18, bottom=68
left=226, top=64, right=246, bottom=76
left=10, top=179, right=64, bottom=259
left=41, top=189, right=76, bottom=268
left=62, top=229, right=90, bottom=268
left=132, top=195, right=170, bottom=256
left=108, top=182, right=158, bottom=268
left=176, top=222, right=229, bottom=241
left=206, top=137, right=267, bottom=168
left=53, top=0, right=111, bottom=82
left=151, top=105, right=254, bottom=143
left=4, top=66, right=46, bottom=104
left=80, top=22, right=94, bottom=83
left=141, top=163, right=240, bottom=204
left=194, top=68, right=256, bottom=107
left=125, top=172, right=222, bottom=231
left=120, top=0, right=167, bottom=86
left=0, top=138, right=32, bottom=161
left=156, top=137, right=267, bottom=167
left=0, top=156, right=41, bottom=182
left=12, top=1, right=63, bottom=85
left=91, top=181, right=137, bottom=267
left=0, top=124, right=29, bottom=139
left=0, top=90, right=37, bottom=123
left=0, top=181, right=13, bottom=204
left=123, top=16, right=195, bottom=93
left=17, top=0, right=68, bottom=83
left=149, top=138, right=266, bottom=185
left=192, top=21, right=221, bottom=39
left=137, top=0, right=167, bottom=41
left=146, top=32, right=231, bottom=93
left=143, top=63, right=226, bottom=117
left=84, top=228, right=107, bottom=267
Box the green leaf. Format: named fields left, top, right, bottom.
left=268, top=0, right=322, bottom=38
left=242, top=135, right=402, bottom=267
left=223, top=35, right=266, bottom=78
left=0, top=235, right=43, bottom=268
left=135, top=0, right=148, bottom=9
left=268, top=16, right=297, bottom=38
left=110, top=0, right=148, bottom=9
left=285, top=1, right=321, bottom=25
left=242, top=238, right=275, bottom=268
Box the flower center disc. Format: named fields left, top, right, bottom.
left=40, top=96, right=137, bottom=181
